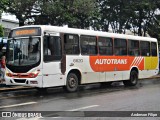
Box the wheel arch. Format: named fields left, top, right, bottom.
left=123, top=67, right=139, bottom=86
left=67, top=69, right=82, bottom=85
left=130, top=67, right=139, bottom=78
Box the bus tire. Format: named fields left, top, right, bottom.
left=123, top=70, right=138, bottom=86
left=64, top=73, right=78, bottom=92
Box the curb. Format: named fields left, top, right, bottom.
left=0, top=85, right=33, bottom=92
left=146, top=75, right=160, bottom=79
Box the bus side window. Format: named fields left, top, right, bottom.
left=64, top=34, right=79, bottom=54
left=43, top=36, right=62, bottom=62
left=151, top=42, right=157, bottom=56
left=44, top=36, right=51, bottom=55
left=98, top=37, right=113, bottom=55
left=140, top=41, right=150, bottom=56
left=114, top=38, right=127, bottom=56
left=80, top=35, right=97, bottom=55
left=81, top=45, right=88, bottom=54
left=128, top=40, right=140, bottom=56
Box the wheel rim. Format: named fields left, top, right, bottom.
left=68, top=76, right=77, bottom=88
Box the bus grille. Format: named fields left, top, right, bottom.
left=14, top=79, right=26, bottom=83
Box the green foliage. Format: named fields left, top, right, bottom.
left=0, top=0, right=8, bottom=18
left=0, top=25, right=4, bottom=37
left=34, top=0, right=96, bottom=28
left=1, top=0, right=37, bottom=26
left=148, top=15, right=160, bottom=41
left=94, top=0, right=159, bottom=36
left=64, top=0, right=96, bottom=28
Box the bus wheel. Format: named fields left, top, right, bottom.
left=65, top=73, right=78, bottom=92
left=123, top=70, right=138, bottom=86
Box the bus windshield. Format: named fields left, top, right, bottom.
left=7, top=37, right=40, bottom=66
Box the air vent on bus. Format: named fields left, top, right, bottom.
left=14, top=79, right=26, bottom=83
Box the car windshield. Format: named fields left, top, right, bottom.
left=6, top=37, right=41, bottom=66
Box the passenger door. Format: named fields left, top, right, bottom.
left=42, top=34, right=63, bottom=87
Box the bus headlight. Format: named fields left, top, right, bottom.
left=6, top=70, right=13, bottom=77
left=29, top=70, right=40, bottom=78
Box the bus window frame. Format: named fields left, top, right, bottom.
left=43, top=35, right=62, bottom=62
left=151, top=42, right=157, bottom=56
left=128, top=39, right=140, bottom=56
left=64, top=33, right=80, bottom=55
left=80, top=35, right=98, bottom=56
left=98, top=37, right=113, bottom=56
left=114, top=38, right=127, bottom=56
left=140, top=41, right=150, bottom=57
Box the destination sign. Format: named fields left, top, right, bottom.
left=9, top=27, right=41, bottom=38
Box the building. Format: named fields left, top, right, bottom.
left=0, top=18, right=19, bottom=37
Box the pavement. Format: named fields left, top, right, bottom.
left=0, top=79, right=33, bottom=92
left=0, top=74, right=160, bottom=92
left=0, top=84, right=33, bottom=92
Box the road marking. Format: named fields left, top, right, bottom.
left=43, top=105, right=100, bottom=118
left=0, top=95, right=29, bottom=100
left=0, top=102, right=37, bottom=109
left=67, top=105, right=99, bottom=111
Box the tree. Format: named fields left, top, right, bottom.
left=148, top=15, right=160, bottom=41
left=1, top=0, right=160, bottom=39
left=0, top=25, right=4, bottom=37
left=0, top=0, right=8, bottom=18
left=66, top=0, right=96, bottom=29
left=127, top=0, right=158, bottom=36
left=32, top=0, right=65, bottom=25
left=94, top=0, right=159, bottom=36
left=1, top=0, right=37, bottom=26
left=31, top=0, right=96, bottom=29
left=95, top=0, right=133, bottom=33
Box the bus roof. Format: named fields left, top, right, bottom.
left=12, top=25, right=157, bottom=42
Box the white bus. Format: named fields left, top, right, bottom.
left=5, top=25, right=159, bottom=92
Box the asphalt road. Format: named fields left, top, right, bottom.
left=0, top=78, right=160, bottom=120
